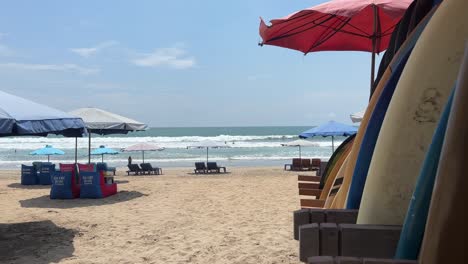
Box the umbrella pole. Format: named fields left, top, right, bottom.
left=206, top=147, right=209, bottom=164
left=101, top=154, right=104, bottom=163
left=88, top=133, right=91, bottom=164
left=48, top=155, right=50, bottom=162
left=142, top=151, right=145, bottom=163
left=74, top=137, right=78, bottom=164
left=332, top=136, right=335, bottom=153
left=370, top=4, right=378, bottom=94
left=299, top=145, right=301, bottom=159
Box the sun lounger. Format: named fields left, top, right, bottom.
left=140, top=163, right=162, bottom=175
left=207, top=162, right=226, bottom=173
left=285, top=158, right=303, bottom=170
left=126, top=164, right=142, bottom=175
left=194, top=162, right=207, bottom=174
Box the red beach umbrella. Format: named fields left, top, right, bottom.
left=259, top=0, right=413, bottom=90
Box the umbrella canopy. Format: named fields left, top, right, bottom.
left=69, top=107, right=147, bottom=135
left=0, top=90, right=86, bottom=137
left=299, top=120, right=357, bottom=152
left=350, top=110, right=365, bottom=123
left=188, top=140, right=229, bottom=163
left=91, top=145, right=119, bottom=163
left=30, top=144, right=65, bottom=162
left=281, top=139, right=318, bottom=159
left=259, top=0, right=413, bottom=89
left=123, top=143, right=165, bottom=163
left=69, top=107, right=148, bottom=163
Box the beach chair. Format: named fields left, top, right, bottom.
left=126, top=164, right=142, bottom=175
left=292, top=158, right=303, bottom=171
left=311, top=159, right=321, bottom=173
left=140, top=163, right=161, bottom=175
left=38, top=163, right=55, bottom=185
left=21, top=165, right=39, bottom=185
left=302, top=159, right=312, bottom=171
left=207, top=162, right=226, bottom=173
left=80, top=171, right=117, bottom=198
left=146, top=163, right=162, bottom=175
left=194, top=162, right=207, bottom=174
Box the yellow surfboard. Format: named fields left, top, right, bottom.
left=357, top=0, right=468, bottom=225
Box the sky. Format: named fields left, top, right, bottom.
left=0, top=0, right=380, bottom=127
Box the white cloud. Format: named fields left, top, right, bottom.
left=70, top=40, right=118, bottom=58
left=0, top=33, right=7, bottom=40
left=328, top=112, right=337, bottom=119
left=132, top=47, right=195, bottom=69
left=0, top=62, right=100, bottom=75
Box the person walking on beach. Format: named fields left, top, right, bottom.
left=128, top=156, right=132, bottom=165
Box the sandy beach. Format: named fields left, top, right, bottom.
left=0, top=166, right=302, bottom=264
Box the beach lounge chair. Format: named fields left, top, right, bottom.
left=311, top=159, right=321, bottom=173
left=207, top=162, right=226, bottom=173
left=302, top=159, right=312, bottom=171
left=194, top=162, right=207, bottom=174
left=147, top=163, right=162, bottom=175
left=21, top=165, right=38, bottom=185
left=140, top=163, right=162, bottom=175
left=285, top=158, right=303, bottom=171
left=38, top=163, right=55, bottom=185
left=292, top=158, right=303, bottom=170
left=80, top=171, right=117, bottom=198
left=127, top=164, right=142, bottom=175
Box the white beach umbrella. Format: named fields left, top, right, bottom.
left=187, top=140, right=229, bottom=163
left=122, top=143, right=165, bottom=163
left=350, top=110, right=365, bottom=123
left=281, top=139, right=318, bottom=159
left=69, top=107, right=148, bottom=163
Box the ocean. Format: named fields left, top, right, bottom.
left=0, top=126, right=346, bottom=169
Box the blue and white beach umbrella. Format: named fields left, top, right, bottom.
left=299, top=120, right=358, bottom=153
left=91, top=145, right=119, bottom=162
left=30, top=145, right=65, bottom=162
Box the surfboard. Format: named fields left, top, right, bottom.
left=319, top=138, right=354, bottom=201
left=345, top=7, right=437, bottom=210
left=395, top=87, right=454, bottom=260
left=357, top=0, right=468, bottom=225
left=335, top=7, right=437, bottom=210
left=419, top=43, right=468, bottom=264
left=318, top=134, right=355, bottom=189
left=324, top=151, right=350, bottom=209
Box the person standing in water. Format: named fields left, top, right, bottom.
left=128, top=156, right=132, bottom=165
